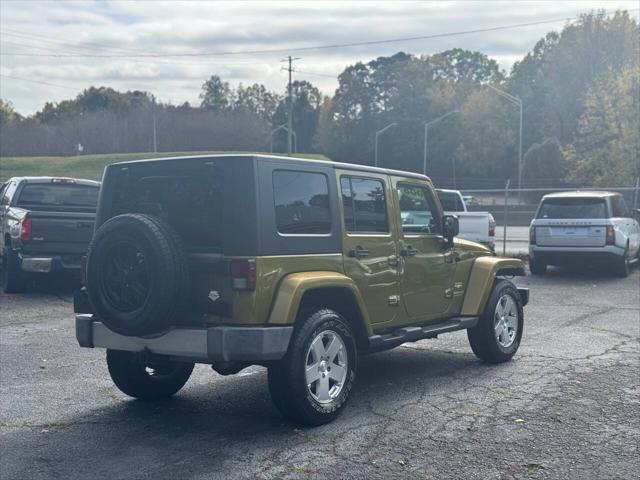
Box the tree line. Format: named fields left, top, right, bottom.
left=1, top=10, right=638, bottom=188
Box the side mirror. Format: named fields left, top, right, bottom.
left=443, top=214, right=459, bottom=246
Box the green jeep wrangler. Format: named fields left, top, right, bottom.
left=74, top=154, right=528, bottom=426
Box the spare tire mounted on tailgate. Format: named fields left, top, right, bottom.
left=86, top=213, right=189, bottom=336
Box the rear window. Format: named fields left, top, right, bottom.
left=437, top=191, right=464, bottom=211
left=273, top=170, right=331, bottom=235
left=17, top=183, right=98, bottom=208
left=537, top=198, right=607, bottom=219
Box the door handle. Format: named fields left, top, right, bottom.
left=401, top=246, right=419, bottom=257
left=348, top=246, right=369, bottom=258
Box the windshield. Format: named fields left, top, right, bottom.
left=537, top=198, right=607, bottom=219
left=17, top=183, right=99, bottom=208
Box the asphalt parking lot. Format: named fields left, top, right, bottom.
left=1, top=267, right=638, bottom=480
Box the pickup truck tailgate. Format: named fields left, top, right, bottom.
left=534, top=220, right=607, bottom=247
left=24, top=211, right=95, bottom=255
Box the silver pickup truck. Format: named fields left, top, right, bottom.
left=0, top=177, right=100, bottom=292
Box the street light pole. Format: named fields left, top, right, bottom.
left=423, top=109, right=459, bottom=175
left=486, top=84, right=523, bottom=195
left=374, top=122, right=397, bottom=168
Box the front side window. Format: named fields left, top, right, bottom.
left=273, top=170, right=331, bottom=234
left=341, top=176, right=388, bottom=233
left=398, top=184, right=441, bottom=234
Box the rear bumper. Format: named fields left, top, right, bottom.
left=75, top=315, right=293, bottom=363
left=529, top=245, right=624, bottom=264
left=20, top=254, right=82, bottom=273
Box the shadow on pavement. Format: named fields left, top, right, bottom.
left=2, top=346, right=485, bottom=479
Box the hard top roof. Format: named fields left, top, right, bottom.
left=542, top=190, right=618, bottom=199
left=7, top=176, right=100, bottom=186
left=111, top=153, right=431, bottom=182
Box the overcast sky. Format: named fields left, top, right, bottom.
left=1, top=0, right=638, bottom=115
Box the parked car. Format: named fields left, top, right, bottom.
left=0, top=177, right=100, bottom=292
left=529, top=191, right=640, bottom=277
left=436, top=188, right=496, bottom=250
left=74, top=154, right=528, bottom=426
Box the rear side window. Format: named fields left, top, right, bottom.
left=537, top=198, right=607, bottom=219
left=17, top=183, right=98, bottom=208
left=273, top=170, right=331, bottom=234
left=341, top=176, right=388, bottom=233
left=611, top=195, right=629, bottom=217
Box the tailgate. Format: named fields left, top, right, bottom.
left=23, top=211, right=95, bottom=255
left=450, top=212, right=490, bottom=241
left=534, top=220, right=607, bottom=247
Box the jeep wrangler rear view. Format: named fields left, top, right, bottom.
left=75, top=154, right=528, bottom=426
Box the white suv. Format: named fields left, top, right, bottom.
left=529, top=191, right=640, bottom=277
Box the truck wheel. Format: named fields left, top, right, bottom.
left=467, top=280, right=524, bottom=363
left=106, top=349, right=194, bottom=401
left=2, top=250, right=26, bottom=294
left=86, top=213, right=190, bottom=336
left=529, top=257, right=546, bottom=275
left=268, top=309, right=357, bottom=426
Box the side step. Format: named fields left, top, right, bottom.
left=367, top=316, right=479, bottom=352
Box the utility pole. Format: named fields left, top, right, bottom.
left=281, top=56, right=300, bottom=156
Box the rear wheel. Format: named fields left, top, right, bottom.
left=615, top=248, right=630, bottom=278
left=106, top=349, right=194, bottom=401
left=529, top=257, right=547, bottom=275
left=268, top=309, right=357, bottom=426
left=467, top=280, right=524, bottom=363
left=2, top=250, right=26, bottom=294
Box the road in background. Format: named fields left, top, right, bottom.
left=496, top=225, right=529, bottom=255
left=1, top=269, right=639, bottom=479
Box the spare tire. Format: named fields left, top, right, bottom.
left=86, top=213, right=189, bottom=336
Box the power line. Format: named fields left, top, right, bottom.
left=0, top=73, right=80, bottom=91
left=2, top=9, right=637, bottom=59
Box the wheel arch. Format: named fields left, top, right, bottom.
left=460, top=256, right=525, bottom=316
left=267, top=272, right=373, bottom=348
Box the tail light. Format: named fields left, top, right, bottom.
left=529, top=226, right=536, bottom=245
left=606, top=226, right=615, bottom=245
left=230, top=258, right=256, bottom=291
left=19, top=218, right=32, bottom=242
left=488, top=215, right=496, bottom=237
left=80, top=255, right=87, bottom=287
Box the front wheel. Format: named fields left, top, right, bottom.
left=268, top=309, right=357, bottom=426
left=106, top=349, right=194, bottom=401
left=467, top=280, right=524, bottom=363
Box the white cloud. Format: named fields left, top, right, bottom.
left=1, top=0, right=637, bottom=114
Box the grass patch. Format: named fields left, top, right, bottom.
left=0, top=151, right=330, bottom=182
